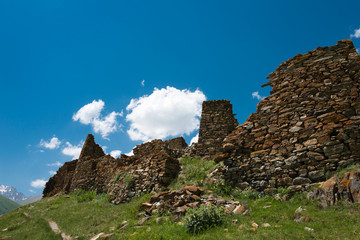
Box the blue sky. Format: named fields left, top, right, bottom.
left=0, top=0, right=359, bottom=196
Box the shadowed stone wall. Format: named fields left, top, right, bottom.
left=196, top=100, right=238, bottom=157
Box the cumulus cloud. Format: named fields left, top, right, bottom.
left=190, top=133, right=199, bottom=145
left=30, top=179, right=47, bottom=188
left=126, top=86, right=206, bottom=141
left=62, top=142, right=82, bottom=159
left=110, top=150, right=122, bottom=158
left=47, top=161, right=62, bottom=167
left=252, top=91, right=265, bottom=101
left=49, top=170, right=56, bottom=175
left=125, top=150, right=134, bottom=156
left=40, top=137, right=61, bottom=149
left=141, top=80, right=145, bottom=86
left=73, top=100, right=123, bottom=139
left=351, top=28, right=360, bottom=38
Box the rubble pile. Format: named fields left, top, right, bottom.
left=140, top=185, right=247, bottom=218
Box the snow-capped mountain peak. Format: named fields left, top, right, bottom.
left=0, top=185, right=26, bottom=201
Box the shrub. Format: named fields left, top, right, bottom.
left=209, top=179, right=233, bottom=196
left=95, top=193, right=111, bottom=204
left=184, top=205, right=224, bottom=234
left=74, top=190, right=96, bottom=203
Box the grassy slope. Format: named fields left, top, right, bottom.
left=0, top=195, right=20, bottom=215
left=0, top=158, right=359, bottom=239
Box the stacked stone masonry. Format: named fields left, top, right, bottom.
left=196, top=100, right=238, bottom=156
left=220, top=39, right=360, bottom=193
left=43, top=134, right=184, bottom=203
left=44, top=39, right=360, bottom=202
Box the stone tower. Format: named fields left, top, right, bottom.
left=196, top=100, right=238, bottom=156
left=79, top=134, right=105, bottom=160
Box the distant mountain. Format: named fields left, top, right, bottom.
left=0, top=185, right=26, bottom=201
left=0, top=194, right=20, bottom=215
left=16, top=194, right=42, bottom=205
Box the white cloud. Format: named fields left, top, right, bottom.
left=47, top=161, right=62, bottom=167
left=72, top=100, right=104, bottom=124
left=190, top=133, right=199, bottom=145
left=110, top=150, right=122, bottom=158
left=29, top=189, right=35, bottom=193
left=40, top=137, right=61, bottom=149
left=141, top=79, right=145, bottom=86
left=72, top=100, right=123, bottom=139
left=351, top=28, right=360, bottom=38
left=30, top=179, right=47, bottom=188
left=61, top=142, right=82, bottom=160
left=126, top=86, right=206, bottom=141
left=49, top=170, right=56, bottom=175
left=252, top=91, right=265, bottom=101
left=125, top=150, right=134, bottom=156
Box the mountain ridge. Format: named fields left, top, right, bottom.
left=0, top=185, right=26, bottom=202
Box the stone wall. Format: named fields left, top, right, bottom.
left=44, top=39, right=360, bottom=200
left=196, top=100, right=238, bottom=156
left=43, top=134, right=183, bottom=203
left=220, top=39, right=360, bottom=193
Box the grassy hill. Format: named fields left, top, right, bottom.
left=0, top=195, right=20, bottom=215
left=0, top=158, right=359, bottom=239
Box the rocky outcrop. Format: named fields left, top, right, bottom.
left=196, top=100, right=238, bottom=157
left=43, top=136, right=185, bottom=203
left=219, top=39, right=360, bottom=192
left=307, top=171, right=360, bottom=207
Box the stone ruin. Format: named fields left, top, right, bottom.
left=43, top=135, right=185, bottom=203
left=219, top=39, right=360, bottom=193
left=196, top=100, right=238, bottom=157
left=44, top=39, right=360, bottom=203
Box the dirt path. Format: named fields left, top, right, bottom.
left=47, top=219, right=72, bottom=240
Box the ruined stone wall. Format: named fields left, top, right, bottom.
left=43, top=134, right=183, bottom=203
left=196, top=100, right=238, bottom=156
left=221, top=40, right=360, bottom=193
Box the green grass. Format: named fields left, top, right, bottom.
left=335, top=164, right=360, bottom=179
left=0, top=191, right=359, bottom=239
left=0, top=157, right=359, bottom=239
left=0, top=195, right=20, bottom=215
left=169, top=157, right=220, bottom=190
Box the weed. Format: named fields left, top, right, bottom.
left=208, top=179, right=233, bottom=196
left=74, top=190, right=96, bottom=203
left=277, top=187, right=290, bottom=197
left=184, top=205, right=224, bottom=234
left=123, top=172, right=134, bottom=186
left=170, top=157, right=220, bottom=189
left=336, top=164, right=360, bottom=179
left=113, top=171, right=121, bottom=183
left=231, top=188, right=262, bottom=200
